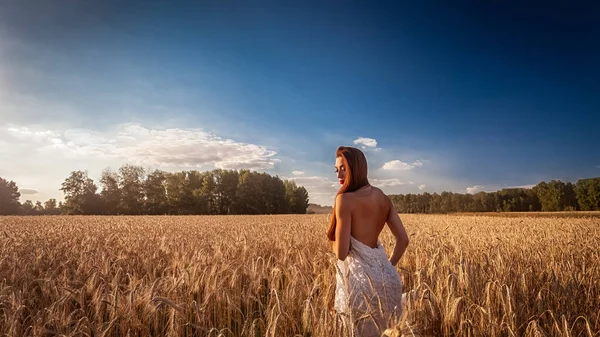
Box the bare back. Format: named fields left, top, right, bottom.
left=343, top=186, right=391, bottom=248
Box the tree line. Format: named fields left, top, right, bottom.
left=389, top=178, right=600, bottom=213
left=0, top=165, right=309, bottom=215
left=2, top=170, right=599, bottom=216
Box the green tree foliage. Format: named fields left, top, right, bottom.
left=234, top=170, right=267, bottom=214
left=270, top=175, right=288, bottom=214
left=284, top=180, right=310, bottom=214
left=389, top=179, right=596, bottom=214
left=118, top=164, right=146, bottom=214
left=44, top=198, right=60, bottom=215
left=198, top=171, right=217, bottom=214
left=100, top=168, right=121, bottom=214
left=95, top=167, right=308, bottom=215
left=535, top=180, right=578, bottom=211
left=60, top=170, right=100, bottom=214
left=575, top=178, right=600, bottom=211
left=164, top=171, right=196, bottom=214
left=213, top=169, right=239, bottom=214
left=13, top=167, right=598, bottom=216
left=0, top=177, right=21, bottom=215
left=34, top=201, right=44, bottom=213
left=21, top=200, right=35, bottom=215
left=144, top=170, right=168, bottom=214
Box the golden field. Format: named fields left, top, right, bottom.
left=1, top=214, right=599, bottom=336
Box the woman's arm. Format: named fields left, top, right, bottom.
left=386, top=196, right=409, bottom=266
left=333, top=193, right=351, bottom=261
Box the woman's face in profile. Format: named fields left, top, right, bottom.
left=335, top=157, right=346, bottom=185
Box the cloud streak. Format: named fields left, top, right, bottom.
left=382, top=159, right=423, bottom=171
left=5, top=123, right=280, bottom=171
left=19, top=188, right=40, bottom=195
left=370, top=178, right=408, bottom=187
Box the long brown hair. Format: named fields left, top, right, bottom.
left=327, top=146, right=370, bottom=241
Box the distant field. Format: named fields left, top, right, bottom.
left=306, top=203, right=333, bottom=214
left=1, top=214, right=599, bottom=336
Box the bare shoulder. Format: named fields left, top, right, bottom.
left=336, top=192, right=353, bottom=204
left=371, top=186, right=393, bottom=211
left=335, top=193, right=354, bottom=215
left=371, top=186, right=385, bottom=195
left=371, top=186, right=389, bottom=200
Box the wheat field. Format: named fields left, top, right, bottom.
left=1, top=214, right=599, bottom=336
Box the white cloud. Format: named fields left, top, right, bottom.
left=418, top=184, right=426, bottom=191
left=382, top=159, right=424, bottom=171
left=465, top=185, right=483, bottom=194
left=370, top=178, right=407, bottom=187
left=1, top=122, right=283, bottom=203
left=19, top=188, right=40, bottom=194
left=353, top=137, right=378, bottom=149
left=4, top=123, right=280, bottom=171
left=292, top=170, right=304, bottom=176
left=382, top=160, right=412, bottom=171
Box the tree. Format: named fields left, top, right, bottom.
left=34, top=201, right=44, bottom=214
left=575, top=178, right=600, bottom=211
left=389, top=187, right=546, bottom=214
left=525, top=188, right=541, bottom=211
left=0, top=177, right=21, bottom=215
left=164, top=171, right=195, bottom=214
left=535, top=180, right=578, bottom=212
left=283, top=180, right=296, bottom=213
left=213, top=169, right=239, bottom=214
left=420, top=192, right=433, bottom=213
left=258, top=173, right=274, bottom=214
left=270, top=176, right=287, bottom=214
left=430, top=193, right=442, bottom=213
left=21, top=200, right=34, bottom=215
left=440, top=191, right=453, bottom=213
left=292, top=186, right=309, bottom=213
left=234, top=170, right=263, bottom=214
left=198, top=171, right=217, bottom=214
left=564, top=182, right=578, bottom=211
left=3, top=167, right=317, bottom=215
left=284, top=180, right=309, bottom=214
left=60, top=170, right=100, bottom=214
left=473, top=192, right=488, bottom=212
left=44, top=198, right=60, bottom=215
left=100, top=168, right=121, bottom=214
left=144, top=169, right=168, bottom=214
left=118, top=164, right=145, bottom=214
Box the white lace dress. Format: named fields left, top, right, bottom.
left=335, top=236, right=403, bottom=336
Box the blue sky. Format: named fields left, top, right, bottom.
left=1, top=1, right=598, bottom=206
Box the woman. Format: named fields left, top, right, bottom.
left=328, top=146, right=410, bottom=336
